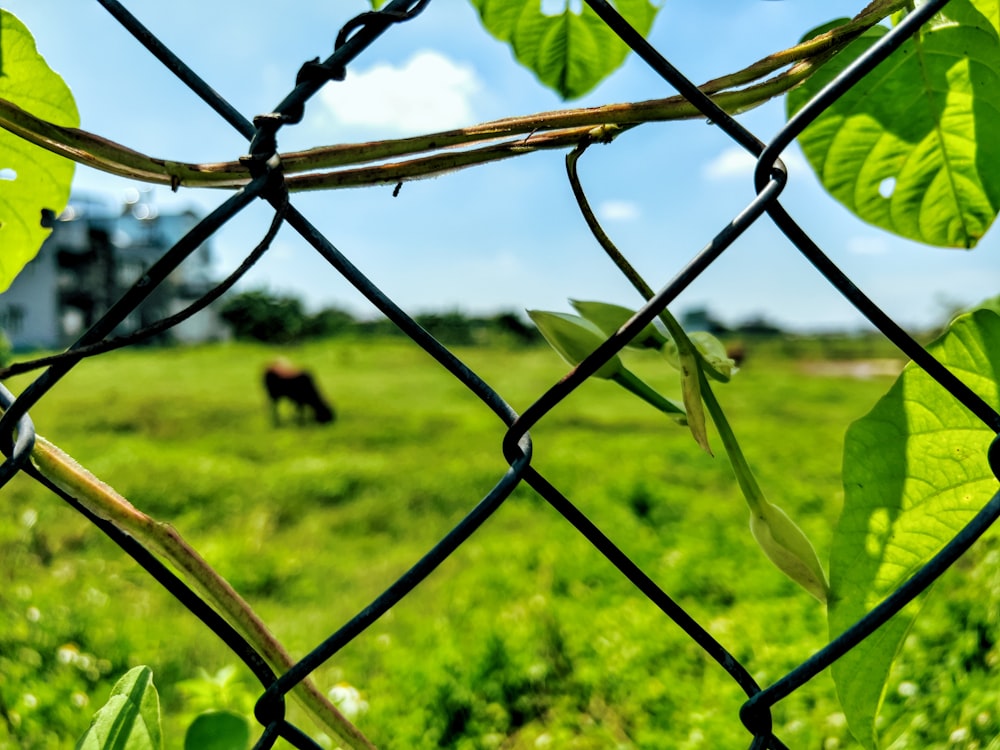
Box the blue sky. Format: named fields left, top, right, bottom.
left=5, top=1, right=998, bottom=332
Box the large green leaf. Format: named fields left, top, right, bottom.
left=831, top=309, right=1000, bottom=749
left=469, top=0, right=659, bottom=99
left=787, top=1, right=1000, bottom=248
left=0, top=10, right=78, bottom=292
left=184, top=711, right=250, bottom=750
left=76, top=666, right=163, bottom=750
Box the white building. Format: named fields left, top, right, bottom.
left=0, top=193, right=228, bottom=351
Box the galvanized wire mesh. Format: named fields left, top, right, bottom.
left=2, top=1, right=1000, bottom=748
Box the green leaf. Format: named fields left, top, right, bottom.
left=831, top=309, right=1000, bottom=749
left=971, top=292, right=1000, bottom=316
left=787, top=1, right=1000, bottom=248
left=676, top=345, right=712, bottom=454
left=529, top=307, right=686, bottom=418
left=527, top=309, right=624, bottom=378
left=76, top=666, right=163, bottom=750
left=468, top=0, right=659, bottom=99
left=0, top=10, right=79, bottom=292
left=184, top=711, right=250, bottom=750
left=570, top=299, right=669, bottom=349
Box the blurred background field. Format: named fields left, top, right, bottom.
left=1, top=334, right=998, bottom=749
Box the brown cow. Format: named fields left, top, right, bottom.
left=725, top=342, right=747, bottom=368
left=263, top=359, right=335, bottom=425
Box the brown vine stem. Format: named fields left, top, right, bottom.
left=0, top=2, right=904, bottom=193
left=28, top=434, right=376, bottom=750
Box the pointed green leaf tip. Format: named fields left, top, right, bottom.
left=76, top=666, right=162, bottom=750
left=831, top=307, right=1000, bottom=749
left=788, top=1, right=1000, bottom=248
left=0, top=10, right=79, bottom=292
left=468, top=0, right=660, bottom=99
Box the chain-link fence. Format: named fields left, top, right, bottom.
left=2, top=1, right=999, bottom=748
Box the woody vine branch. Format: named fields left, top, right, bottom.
left=0, top=1, right=905, bottom=193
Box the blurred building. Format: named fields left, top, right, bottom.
left=0, top=192, right=228, bottom=350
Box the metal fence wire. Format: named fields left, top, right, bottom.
left=2, top=1, right=1000, bottom=748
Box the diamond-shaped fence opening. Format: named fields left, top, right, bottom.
left=1, top=2, right=999, bottom=749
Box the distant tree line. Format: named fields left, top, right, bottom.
left=219, top=289, right=540, bottom=346
left=218, top=291, right=802, bottom=349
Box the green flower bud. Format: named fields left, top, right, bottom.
left=749, top=500, right=829, bottom=603
left=662, top=331, right=736, bottom=381
left=689, top=332, right=737, bottom=381
left=527, top=310, right=623, bottom=379
left=569, top=300, right=669, bottom=350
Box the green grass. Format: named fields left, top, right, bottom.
left=1, top=338, right=997, bottom=749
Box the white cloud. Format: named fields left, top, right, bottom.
left=703, top=147, right=756, bottom=181
left=702, top=146, right=808, bottom=182
left=319, top=50, right=481, bottom=134
left=598, top=200, right=640, bottom=222
left=846, top=235, right=890, bottom=255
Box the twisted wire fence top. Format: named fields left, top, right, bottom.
left=2, top=2, right=999, bottom=749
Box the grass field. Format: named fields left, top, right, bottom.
left=1, top=336, right=997, bottom=749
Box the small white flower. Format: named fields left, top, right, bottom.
left=897, top=681, right=918, bottom=697
left=328, top=682, right=368, bottom=720
left=825, top=712, right=847, bottom=729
